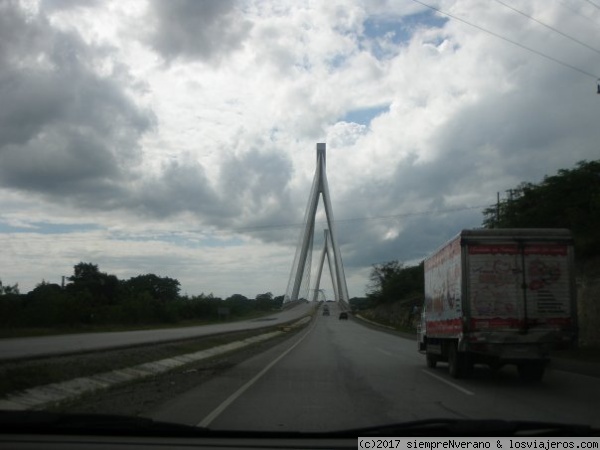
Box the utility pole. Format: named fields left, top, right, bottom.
left=496, top=191, right=500, bottom=226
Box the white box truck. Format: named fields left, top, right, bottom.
left=418, top=229, right=577, bottom=381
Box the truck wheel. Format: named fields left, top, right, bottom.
left=517, top=362, right=545, bottom=382
left=448, top=343, right=463, bottom=378
left=426, top=352, right=438, bottom=369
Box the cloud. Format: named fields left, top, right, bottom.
left=130, top=158, right=222, bottom=219
left=217, top=148, right=294, bottom=225
left=145, top=0, right=252, bottom=63
left=1, top=0, right=600, bottom=299
left=0, top=1, right=154, bottom=204
left=40, top=0, right=102, bottom=12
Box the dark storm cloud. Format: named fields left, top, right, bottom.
left=220, top=149, right=292, bottom=207
left=340, top=207, right=483, bottom=270
left=335, top=67, right=600, bottom=271
left=133, top=159, right=224, bottom=219
left=124, top=149, right=295, bottom=230
left=0, top=0, right=294, bottom=228
left=217, top=149, right=296, bottom=228
left=0, top=1, right=154, bottom=201
left=431, top=78, right=600, bottom=182
left=146, top=0, right=252, bottom=62
left=332, top=148, right=492, bottom=269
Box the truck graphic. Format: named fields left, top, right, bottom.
left=417, top=229, right=577, bottom=381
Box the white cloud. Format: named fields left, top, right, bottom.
left=1, top=0, right=599, bottom=297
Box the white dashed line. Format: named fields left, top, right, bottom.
left=421, top=369, right=475, bottom=396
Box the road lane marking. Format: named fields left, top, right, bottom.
left=196, top=320, right=316, bottom=428
left=421, top=370, right=475, bottom=396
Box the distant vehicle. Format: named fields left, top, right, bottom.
left=418, top=229, right=577, bottom=382
left=322, top=309, right=330, bottom=316
left=339, top=312, right=348, bottom=320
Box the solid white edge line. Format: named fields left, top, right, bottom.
left=421, top=369, right=475, bottom=396
left=196, top=319, right=316, bottom=428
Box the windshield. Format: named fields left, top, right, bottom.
left=1, top=0, right=599, bottom=436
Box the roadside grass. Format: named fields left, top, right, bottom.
left=354, top=312, right=417, bottom=335
left=0, top=321, right=301, bottom=399
left=391, top=324, right=417, bottom=334
left=48, top=327, right=305, bottom=415
left=0, top=309, right=280, bottom=339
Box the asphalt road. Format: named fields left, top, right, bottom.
left=148, top=302, right=600, bottom=432
left=0, top=302, right=313, bottom=360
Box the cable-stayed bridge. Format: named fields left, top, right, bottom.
left=284, top=143, right=349, bottom=307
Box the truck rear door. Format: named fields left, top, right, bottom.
left=466, top=241, right=572, bottom=332
left=522, top=243, right=572, bottom=329
left=467, top=244, right=524, bottom=331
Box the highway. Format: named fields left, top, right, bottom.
left=148, top=302, right=600, bottom=432
left=0, top=302, right=313, bottom=360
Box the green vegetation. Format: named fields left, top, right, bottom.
left=481, top=159, right=600, bottom=346
left=483, top=160, right=600, bottom=258
left=358, top=261, right=424, bottom=331
left=348, top=297, right=370, bottom=312
left=0, top=326, right=294, bottom=398
left=367, top=260, right=424, bottom=305
left=0, top=262, right=283, bottom=334
left=362, top=160, right=600, bottom=338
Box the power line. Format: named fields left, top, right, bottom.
left=223, top=204, right=488, bottom=233
left=410, top=0, right=599, bottom=79
left=493, top=0, right=600, bottom=56
left=557, top=0, right=600, bottom=30
left=0, top=204, right=489, bottom=236
left=583, top=0, right=600, bottom=11
left=335, top=205, right=487, bottom=224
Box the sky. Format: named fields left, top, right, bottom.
left=1, top=0, right=599, bottom=299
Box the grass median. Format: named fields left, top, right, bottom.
left=0, top=316, right=312, bottom=400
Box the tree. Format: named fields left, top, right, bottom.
left=0, top=279, right=22, bottom=327
left=67, top=262, right=120, bottom=304
left=255, top=292, right=274, bottom=310
left=367, top=261, right=424, bottom=304
left=0, top=280, right=19, bottom=295
left=225, top=294, right=251, bottom=316
left=483, top=160, right=600, bottom=257
left=273, top=295, right=285, bottom=308
left=69, top=262, right=101, bottom=284
left=123, top=274, right=181, bottom=303
left=349, top=296, right=372, bottom=311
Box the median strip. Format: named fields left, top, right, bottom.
left=0, top=316, right=312, bottom=412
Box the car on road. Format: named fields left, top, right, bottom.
left=322, top=309, right=330, bottom=316
left=338, top=312, right=348, bottom=320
